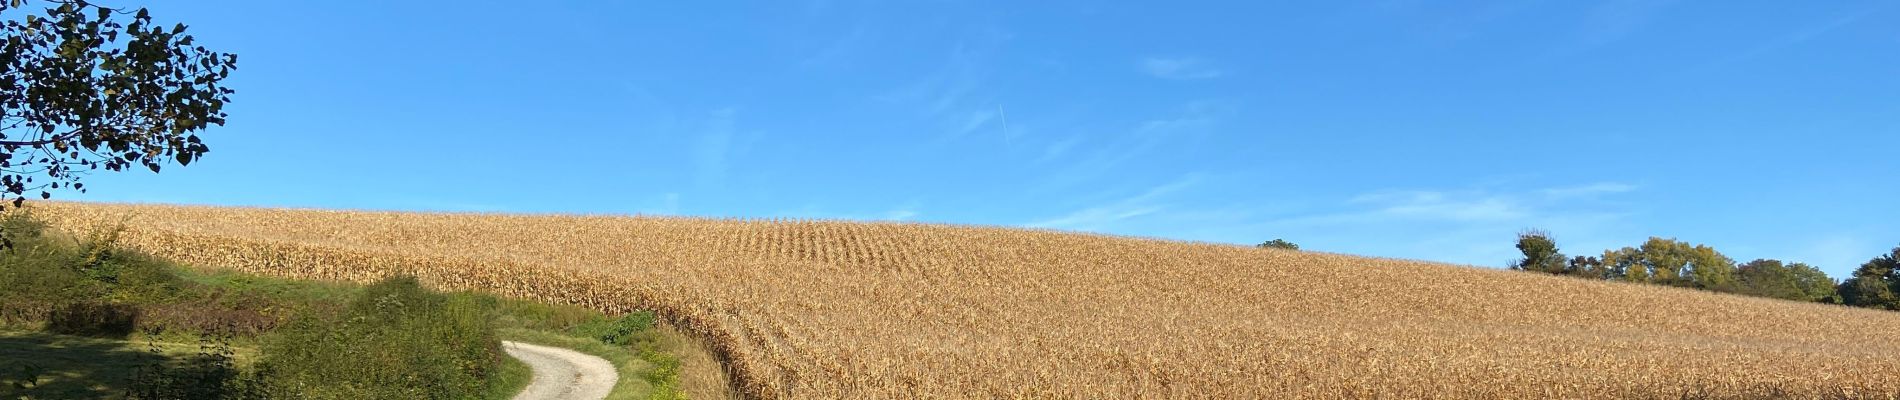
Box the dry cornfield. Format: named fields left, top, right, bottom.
left=25, top=201, right=1900, bottom=399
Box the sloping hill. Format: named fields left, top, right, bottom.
left=31, top=202, right=1900, bottom=399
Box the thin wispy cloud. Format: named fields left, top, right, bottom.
left=694, top=108, right=760, bottom=189
left=1270, top=183, right=1642, bottom=266
left=796, top=24, right=869, bottom=69
left=878, top=43, right=983, bottom=114
left=1715, top=7, right=1878, bottom=67
left=883, top=200, right=924, bottom=221
left=877, top=35, right=1018, bottom=146
left=1026, top=176, right=1199, bottom=230
left=1414, top=2, right=1543, bottom=45
left=880, top=27, right=1016, bottom=114
left=774, top=200, right=927, bottom=222
left=1139, top=99, right=1230, bottom=133
left=947, top=109, right=997, bottom=140
left=1576, top=0, right=1677, bottom=47
left=1139, top=57, right=1223, bottom=80
left=1036, top=135, right=1081, bottom=163
left=636, top=192, right=682, bottom=215
left=394, top=197, right=509, bottom=213
left=1021, top=179, right=1641, bottom=268
left=1036, top=100, right=1230, bottom=189
left=1336, top=190, right=1529, bottom=223
left=1539, top=182, right=1638, bottom=199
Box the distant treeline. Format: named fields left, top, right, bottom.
left=1255, top=235, right=1899, bottom=311
left=1509, top=231, right=1899, bottom=311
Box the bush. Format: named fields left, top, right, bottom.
left=44, top=302, right=141, bottom=338
left=0, top=212, right=98, bottom=305
left=0, top=212, right=188, bottom=335
left=256, top=276, right=501, bottom=399
left=127, top=329, right=277, bottom=400
left=1257, top=239, right=1299, bottom=251
left=573, top=310, right=657, bottom=346
left=571, top=310, right=682, bottom=399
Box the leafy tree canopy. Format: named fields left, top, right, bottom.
left=1600, top=237, right=1734, bottom=290
left=1839, top=246, right=1900, bottom=310
left=1257, top=239, right=1298, bottom=251
left=1736, top=259, right=1838, bottom=303
left=1511, top=230, right=1566, bottom=274
left=0, top=0, right=234, bottom=218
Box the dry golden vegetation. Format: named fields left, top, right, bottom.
left=26, top=201, right=1900, bottom=399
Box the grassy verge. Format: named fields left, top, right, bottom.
left=490, top=298, right=686, bottom=400
left=0, top=330, right=251, bottom=399
left=502, top=328, right=652, bottom=400
left=0, top=211, right=691, bottom=399
left=484, top=353, right=533, bottom=400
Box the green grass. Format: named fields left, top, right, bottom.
left=0, top=330, right=253, bottom=399
left=259, top=276, right=504, bottom=399
left=3, top=266, right=684, bottom=400
left=500, top=328, right=655, bottom=400
left=484, top=352, right=534, bottom=400
left=172, top=270, right=688, bottom=400
left=176, top=267, right=363, bottom=306
left=0, top=211, right=691, bottom=399
left=485, top=285, right=689, bottom=399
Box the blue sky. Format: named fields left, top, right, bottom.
left=63, top=1, right=1900, bottom=278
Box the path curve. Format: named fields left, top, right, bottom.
left=503, top=341, right=618, bottom=400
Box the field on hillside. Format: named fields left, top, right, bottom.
left=28, top=202, right=1900, bottom=399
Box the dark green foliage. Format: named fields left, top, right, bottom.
left=7, top=363, right=41, bottom=391
left=569, top=311, right=683, bottom=399
left=573, top=310, right=657, bottom=346
left=0, top=211, right=188, bottom=334
left=44, top=301, right=138, bottom=337
left=0, top=212, right=311, bottom=336
left=257, top=276, right=502, bottom=400
left=1257, top=239, right=1299, bottom=251
left=126, top=329, right=275, bottom=400
left=1511, top=233, right=1609, bottom=278
left=1838, top=247, right=1899, bottom=310
left=1510, top=230, right=1567, bottom=274
left=639, top=344, right=683, bottom=400
left=1513, top=230, right=1870, bottom=307
left=1565, top=255, right=1607, bottom=279
left=0, top=211, right=95, bottom=303
left=1735, top=259, right=1838, bottom=303
left=0, top=0, right=237, bottom=228
left=1597, top=237, right=1735, bottom=290
left=0, top=212, right=585, bottom=398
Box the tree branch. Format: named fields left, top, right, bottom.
left=0, top=130, right=85, bottom=146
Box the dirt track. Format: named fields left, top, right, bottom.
left=503, top=341, right=617, bottom=400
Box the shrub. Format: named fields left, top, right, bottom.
left=0, top=213, right=98, bottom=305
left=1257, top=239, right=1299, bottom=251
left=0, top=212, right=185, bottom=335
left=256, top=276, right=501, bottom=399
left=573, top=310, right=657, bottom=346
left=127, top=329, right=276, bottom=400
left=44, top=302, right=141, bottom=338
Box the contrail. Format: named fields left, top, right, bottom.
left=997, top=104, right=1012, bottom=147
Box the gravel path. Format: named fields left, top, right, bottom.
left=503, top=341, right=618, bottom=400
